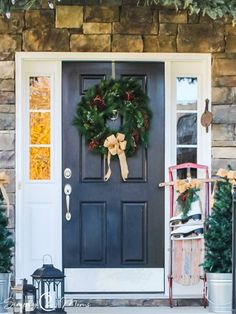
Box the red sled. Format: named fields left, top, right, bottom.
left=167, top=163, right=209, bottom=308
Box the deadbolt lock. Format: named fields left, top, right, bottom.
left=64, top=168, right=72, bottom=179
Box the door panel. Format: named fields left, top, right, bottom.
left=62, top=62, right=165, bottom=271
left=80, top=202, right=106, bottom=264
left=81, top=75, right=107, bottom=94
left=125, top=149, right=147, bottom=181
left=122, top=202, right=147, bottom=264
left=81, top=136, right=104, bottom=181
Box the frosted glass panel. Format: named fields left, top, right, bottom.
left=30, top=112, right=50, bottom=145
left=177, top=77, right=197, bottom=110
left=30, top=147, right=50, bottom=180
left=30, top=76, right=50, bottom=110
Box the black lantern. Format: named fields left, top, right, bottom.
left=31, top=255, right=65, bottom=313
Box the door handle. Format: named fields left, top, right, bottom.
left=64, top=184, right=72, bottom=221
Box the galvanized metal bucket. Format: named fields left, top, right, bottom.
left=207, top=273, right=232, bottom=313
left=0, top=273, right=11, bottom=312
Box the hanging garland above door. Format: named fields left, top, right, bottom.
left=1, top=0, right=236, bottom=22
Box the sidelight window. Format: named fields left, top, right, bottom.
left=176, top=77, right=198, bottom=178
left=29, top=76, right=51, bottom=180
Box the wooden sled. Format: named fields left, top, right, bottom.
left=162, top=163, right=209, bottom=307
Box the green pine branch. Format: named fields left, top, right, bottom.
left=176, top=188, right=200, bottom=219
left=1, top=0, right=236, bottom=22
left=0, top=0, right=53, bottom=17
left=0, top=192, right=14, bottom=273
left=138, top=0, right=236, bottom=22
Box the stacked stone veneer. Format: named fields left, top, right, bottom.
left=0, top=0, right=236, bottom=257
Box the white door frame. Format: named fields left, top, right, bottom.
left=15, top=52, right=211, bottom=298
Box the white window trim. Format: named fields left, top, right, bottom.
left=15, top=52, right=211, bottom=299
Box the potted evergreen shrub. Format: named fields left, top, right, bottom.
left=0, top=190, right=14, bottom=312
left=202, top=175, right=232, bottom=312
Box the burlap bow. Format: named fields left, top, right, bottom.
left=174, top=179, right=202, bottom=194
left=104, top=133, right=129, bottom=181
left=216, top=168, right=236, bottom=185
left=0, top=172, right=10, bottom=217
left=211, top=168, right=236, bottom=208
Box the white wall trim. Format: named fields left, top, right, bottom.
left=15, top=52, right=211, bottom=298
left=16, top=52, right=211, bottom=62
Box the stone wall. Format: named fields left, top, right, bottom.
left=0, top=1, right=236, bottom=250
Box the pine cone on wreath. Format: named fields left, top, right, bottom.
left=92, top=95, right=105, bottom=111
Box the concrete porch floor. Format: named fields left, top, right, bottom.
left=65, top=307, right=221, bottom=314
left=1, top=306, right=230, bottom=314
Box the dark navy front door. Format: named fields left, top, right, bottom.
left=62, top=61, right=165, bottom=270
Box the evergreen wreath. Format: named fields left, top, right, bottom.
left=74, top=77, right=151, bottom=157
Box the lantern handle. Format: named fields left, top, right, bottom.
left=43, top=254, right=53, bottom=264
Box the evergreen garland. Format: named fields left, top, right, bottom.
left=74, top=77, right=151, bottom=157
left=0, top=0, right=58, bottom=18
left=176, top=187, right=200, bottom=219
left=1, top=0, right=236, bottom=22
left=138, top=0, right=236, bottom=22
left=0, top=191, right=14, bottom=273
left=202, top=180, right=232, bottom=273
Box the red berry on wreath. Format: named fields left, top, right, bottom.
left=181, top=193, right=187, bottom=202
left=88, top=140, right=98, bottom=151
left=124, top=91, right=135, bottom=102
left=92, top=95, right=105, bottom=111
